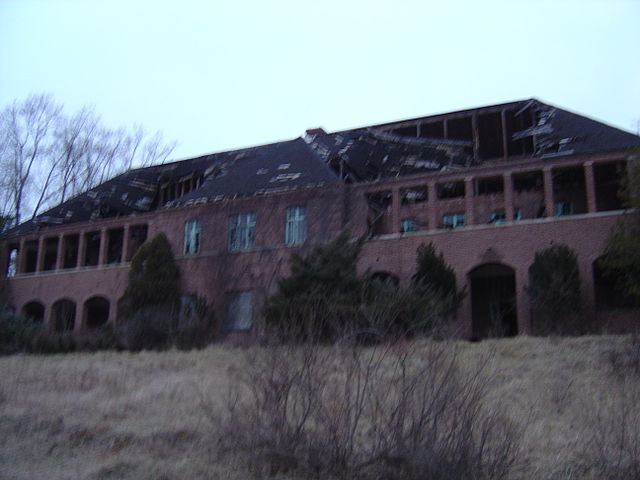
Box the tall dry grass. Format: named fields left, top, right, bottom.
left=0, top=335, right=638, bottom=479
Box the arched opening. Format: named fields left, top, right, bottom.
left=593, top=257, right=639, bottom=310
left=83, top=296, right=110, bottom=329
left=22, top=301, right=45, bottom=323
left=469, top=263, right=517, bottom=339
left=51, top=299, right=76, bottom=332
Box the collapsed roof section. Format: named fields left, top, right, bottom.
left=5, top=98, right=640, bottom=237
left=307, top=99, right=640, bottom=182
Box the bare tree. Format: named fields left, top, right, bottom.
left=0, top=94, right=61, bottom=224
left=0, top=94, right=177, bottom=224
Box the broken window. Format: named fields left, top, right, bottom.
left=447, top=116, right=473, bottom=141
left=594, top=162, right=625, bottom=212
left=442, top=212, right=465, bottom=229
left=401, top=186, right=428, bottom=204
left=391, top=125, right=418, bottom=137
left=478, top=112, right=504, bottom=159
left=62, top=234, right=79, bottom=268
left=106, top=228, right=124, bottom=264
left=24, top=240, right=38, bottom=273
left=42, top=237, right=59, bottom=271
left=476, top=176, right=503, bottom=195
left=84, top=296, right=110, bottom=329
left=366, top=191, right=392, bottom=236
left=184, top=219, right=201, bottom=254
left=223, top=291, right=253, bottom=331
left=229, top=213, right=256, bottom=251
left=437, top=181, right=465, bottom=199
left=84, top=231, right=101, bottom=266
left=554, top=201, right=573, bottom=217
left=513, top=171, right=543, bottom=192
left=127, top=225, right=148, bottom=261
left=285, top=206, right=306, bottom=246
left=401, top=218, right=417, bottom=233
left=553, top=166, right=587, bottom=215
left=489, top=210, right=506, bottom=224
left=52, top=299, right=76, bottom=332
left=419, top=121, right=444, bottom=138
left=503, top=108, right=534, bottom=157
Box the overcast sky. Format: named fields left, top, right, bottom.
left=1, top=0, right=639, bottom=161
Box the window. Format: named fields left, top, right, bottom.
left=223, top=291, right=253, bottom=331
left=285, top=206, right=306, bottom=245
left=184, top=219, right=201, bottom=254
left=555, top=201, right=574, bottom=217
left=489, top=210, right=506, bottom=224
left=229, top=213, right=256, bottom=250
left=442, top=212, right=465, bottom=229
left=401, top=218, right=417, bottom=233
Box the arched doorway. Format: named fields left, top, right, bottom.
left=83, top=296, right=110, bottom=329
left=469, top=263, right=517, bottom=338
left=22, top=301, right=45, bottom=323
left=51, top=299, right=76, bottom=332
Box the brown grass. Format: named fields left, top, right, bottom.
left=0, top=335, right=638, bottom=479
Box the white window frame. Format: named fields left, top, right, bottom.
left=285, top=206, right=306, bottom=245
left=229, top=212, right=256, bottom=250
left=184, top=219, right=201, bottom=254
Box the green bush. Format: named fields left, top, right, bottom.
left=526, top=244, right=582, bottom=335
left=117, top=233, right=181, bottom=350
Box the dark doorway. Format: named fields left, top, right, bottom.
left=84, top=296, right=110, bottom=329
left=469, top=263, right=518, bottom=338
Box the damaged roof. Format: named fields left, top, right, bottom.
left=5, top=98, right=639, bottom=237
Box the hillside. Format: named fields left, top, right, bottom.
left=1, top=335, right=638, bottom=479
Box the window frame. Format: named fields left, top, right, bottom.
left=184, top=219, right=202, bottom=254
left=442, top=212, right=466, bottom=229
left=228, top=212, right=257, bottom=251
left=285, top=206, right=306, bottom=246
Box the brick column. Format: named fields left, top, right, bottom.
left=77, top=231, right=86, bottom=267
left=17, top=238, right=26, bottom=274
left=503, top=172, right=514, bottom=221
left=391, top=188, right=401, bottom=234
left=122, top=225, right=130, bottom=263
left=543, top=167, right=554, bottom=218
left=427, top=181, right=438, bottom=229
left=464, top=177, right=475, bottom=226
left=584, top=161, right=597, bottom=213
left=36, top=236, right=45, bottom=272
left=55, top=234, right=65, bottom=271
left=98, top=228, right=108, bottom=265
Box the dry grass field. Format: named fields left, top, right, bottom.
left=0, top=335, right=638, bottom=479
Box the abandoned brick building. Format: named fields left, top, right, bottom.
left=2, top=98, right=639, bottom=338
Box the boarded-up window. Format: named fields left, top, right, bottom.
left=223, top=291, right=253, bottom=331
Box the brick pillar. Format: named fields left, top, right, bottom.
left=98, top=228, right=108, bottom=265
left=391, top=188, right=401, bottom=234
left=428, top=181, right=438, bottom=229
left=55, top=234, right=65, bottom=271
left=74, top=303, right=83, bottom=333
left=464, top=177, right=475, bottom=226
left=122, top=225, right=130, bottom=263
left=17, top=238, right=26, bottom=274
left=503, top=172, right=514, bottom=221
left=77, top=232, right=86, bottom=267
left=584, top=161, right=597, bottom=213
left=543, top=167, right=554, bottom=218
left=36, top=236, right=45, bottom=273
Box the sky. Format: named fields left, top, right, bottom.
left=1, top=0, right=639, bottom=161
